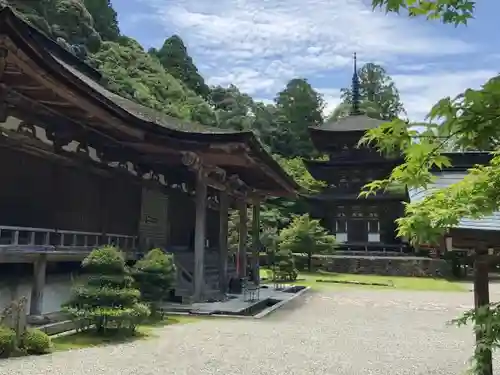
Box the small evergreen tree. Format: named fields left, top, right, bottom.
left=64, top=246, right=150, bottom=335
left=132, top=249, right=176, bottom=318
left=273, top=248, right=298, bottom=281
left=278, top=214, right=337, bottom=272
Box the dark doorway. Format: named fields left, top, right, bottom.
left=347, top=220, right=368, bottom=242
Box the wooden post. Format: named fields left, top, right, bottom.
left=99, top=178, right=108, bottom=246
left=473, top=244, right=493, bottom=375
left=238, top=200, right=248, bottom=278
left=252, top=198, right=261, bottom=285
left=218, top=190, right=229, bottom=294
left=29, top=254, right=47, bottom=316
left=193, top=173, right=207, bottom=302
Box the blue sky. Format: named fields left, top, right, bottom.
left=111, top=0, right=499, bottom=121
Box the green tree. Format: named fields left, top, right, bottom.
left=83, top=0, right=120, bottom=41
left=250, top=101, right=281, bottom=147
left=90, top=41, right=217, bottom=125
left=132, top=249, right=176, bottom=318
left=372, top=0, right=475, bottom=25
left=273, top=78, right=324, bottom=157
left=262, top=155, right=327, bottom=230
left=150, top=35, right=210, bottom=99
left=64, top=246, right=150, bottom=335
left=278, top=214, right=337, bottom=272
left=274, top=155, right=326, bottom=193
left=363, top=1, right=491, bottom=374
left=210, top=85, right=254, bottom=130
left=6, top=0, right=102, bottom=55
left=327, top=101, right=381, bottom=122
left=334, top=62, right=405, bottom=121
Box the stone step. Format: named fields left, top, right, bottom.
left=37, top=320, right=77, bottom=336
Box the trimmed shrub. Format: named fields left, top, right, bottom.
left=132, top=248, right=176, bottom=317
left=64, top=245, right=150, bottom=335
left=274, top=249, right=298, bottom=281
left=0, top=325, right=16, bottom=358
left=21, top=329, right=52, bottom=355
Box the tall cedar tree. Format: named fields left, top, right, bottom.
left=273, top=78, right=324, bottom=158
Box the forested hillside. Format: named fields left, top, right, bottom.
left=2, top=0, right=406, bottom=240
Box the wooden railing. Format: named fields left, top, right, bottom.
left=0, top=225, right=137, bottom=252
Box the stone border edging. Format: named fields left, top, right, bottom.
left=316, top=279, right=394, bottom=287
left=253, top=286, right=311, bottom=319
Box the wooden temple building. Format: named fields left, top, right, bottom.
left=409, top=151, right=500, bottom=255
left=0, top=7, right=298, bottom=315
left=304, top=54, right=408, bottom=251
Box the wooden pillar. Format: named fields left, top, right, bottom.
left=29, top=254, right=47, bottom=316
left=218, top=190, right=229, bottom=294
left=0, top=49, right=8, bottom=122
left=193, top=173, right=207, bottom=302
left=99, top=178, right=109, bottom=246
left=252, top=199, right=261, bottom=285
left=237, top=201, right=248, bottom=278
left=473, top=245, right=493, bottom=375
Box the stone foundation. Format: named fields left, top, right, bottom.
left=322, top=256, right=451, bottom=278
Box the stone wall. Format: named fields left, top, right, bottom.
left=321, top=256, right=451, bottom=278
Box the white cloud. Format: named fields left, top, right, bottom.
left=130, top=0, right=492, bottom=120
left=318, top=88, right=342, bottom=117
left=138, top=0, right=472, bottom=94
left=393, top=70, right=496, bottom=121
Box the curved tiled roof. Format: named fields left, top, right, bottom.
left=0, top=6, right=300, bottom=193
left=409, top=171, right=500, bottom=232
left=313, top=114, right=386, bottom=132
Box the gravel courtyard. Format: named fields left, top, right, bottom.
left=1, top=287, right=497, bottom=375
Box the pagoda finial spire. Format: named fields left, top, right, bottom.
left=350, top=52, right=361, bottom=115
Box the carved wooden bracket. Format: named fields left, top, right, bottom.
left=117, top=161, right=128, bottom=171
left=46, top=126, right=72, bottom=153
left=181, top=151, right=203, bottom=173
left=151, top=171, right=160, bottom=182
left=76, top=141, right=90, bottom=157
left=16, top=121, right=38, bottom=139
left=181, top=151, right=228, bottom=190
left=133, top=162, right=149, bottom=179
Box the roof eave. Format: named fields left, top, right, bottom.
left=1, top=7, right=299, bottom=197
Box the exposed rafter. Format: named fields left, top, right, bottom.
left=4, top=85, right=123, bottom=146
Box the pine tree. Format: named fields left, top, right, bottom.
left=64, top=246, right=150, bottom=335
left=132, top=249, right=176, bottom=318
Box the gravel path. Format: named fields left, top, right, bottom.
left=0, top=288, right=496, bottom=375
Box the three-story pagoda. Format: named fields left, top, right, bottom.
left=304, top=54, right=409, bottom=251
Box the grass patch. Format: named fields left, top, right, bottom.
left=260, top=269, right=465, bottom=292
left=52, top=315, right=203, bottom=351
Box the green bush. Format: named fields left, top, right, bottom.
left=278, top=214, right=337, bottom=272
left=273, top=249, right=298, bottom=281
left=21, top=329, right=52, bottom=355
left=64, top=246, right=150, bottom=335
left=132, top=248, right=176, bottom=317
left=0, top=325, right=16, bottom=358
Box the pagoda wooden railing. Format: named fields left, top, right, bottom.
left=0, top=225, right=137, bottom=252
